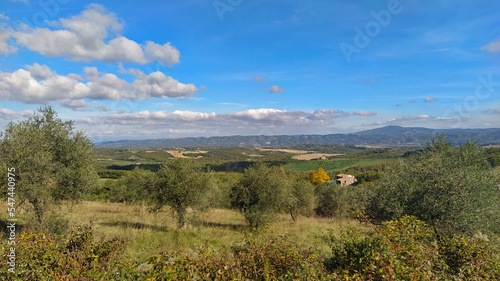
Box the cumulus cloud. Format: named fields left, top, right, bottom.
left=425, top=96, right=436, bottom=103
left=482, top=39, right=500, bottom=53
left=0, top=108, right=34, bottom=120
left=270, top=85, right=285, bottom=93
left=9, top=4, right=180, bottom=64
left=353, top=110, right=377, bottom=116
left=0, top=13, right=9, bottom=20
left=200, top=85, right=208, bottom=91
left=79, top=107, right=353, bottom=138
left=0, top=64, right=199, bottom=104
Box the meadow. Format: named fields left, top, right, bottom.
left=0, top=200, right=369, bottom=262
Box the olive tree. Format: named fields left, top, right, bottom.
left=109, top=168, right=157, bottom=204
left=0, top=106, right=99, bottom=224
left=369, top=135, right=500, bottom=236
left=287, top=179, right=315, bottom=222
left=230, top=163, right=293, bottom=228
left=150, top=158, right=216, bottom=228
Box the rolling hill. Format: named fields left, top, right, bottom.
left=95, top=126, right=500, bottom=149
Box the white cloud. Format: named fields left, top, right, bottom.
left=0, top=108, right=34, bottom=120
left=0, top=28, right=16, bottom=55
left=78, top=107, right=353, bottom=138
left=482, top=39, right=500, bottom=53
left=9, top=4, right=180, bottom=64
left=308, top=109, right=350, bottom=120
left=425, top=96, right=436, bottom=103
left=353, top=110, right=377, bottom=116
left=367, top=114, right=460, bottom=127
left=200, top=85, right=208, bottom=91
left=0, top=64, right=199, bottom=104
left=59, top=99, right=88, bottom=109
left=217, top=102, right=247, bottom=107
left=270, top=85, right=285, bottom=93
left=0, top=13, right=9, bottom=21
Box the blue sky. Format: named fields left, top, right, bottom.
left=1, top=0, right=499, bottom=141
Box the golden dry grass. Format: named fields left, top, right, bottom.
left=164, top=150, right=207, bottom=159
left=0, top=200, right=371, bottom=262
left=255, top=148, right=343, bottom=160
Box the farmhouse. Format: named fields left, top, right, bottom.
left=336, top=174, right=358, bottom=186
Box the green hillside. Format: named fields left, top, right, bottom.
left=284, top=158, right=397, bottom=172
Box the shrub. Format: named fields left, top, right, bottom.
left=325, top=216, right=500, bottom=280
left=0, top=225, right=138, bottom=280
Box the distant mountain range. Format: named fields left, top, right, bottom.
left=95, top=126, right=500, bottom=149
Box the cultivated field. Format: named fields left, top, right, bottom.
left=164, top=149, right=208, bottom=158
left=256, top=148, right=343, bottom=160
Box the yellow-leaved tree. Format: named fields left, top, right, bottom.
left=309, top=167, right=330, bottom=185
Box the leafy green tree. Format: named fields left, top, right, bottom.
left=0, top=106, right=99, bottom=224
left=150, top=158, right=216, bottom=228
left=230, top=163, right=293, bottom=228
left=109, top=168, right=157, bottom=204
left=369, top=135, right=500, bottom=236
left=286, top=180, right=315, bottom=222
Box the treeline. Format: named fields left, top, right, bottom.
left=344, top=148, right=407, bottom=159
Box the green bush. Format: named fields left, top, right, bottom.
left=0, top=225, right=138, bottom=280
left=325, top=216, right=500, bottom=280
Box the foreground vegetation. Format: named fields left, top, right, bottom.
left=1, top=209, right=498, bottom=280
left=1, top=108, right=500, bottom=279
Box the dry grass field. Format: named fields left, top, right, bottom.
left=0, top=201, right=370, bottom=262
left=164, top=149, right=208, bottom=159
left=256, top=148, right=343, bottom=160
